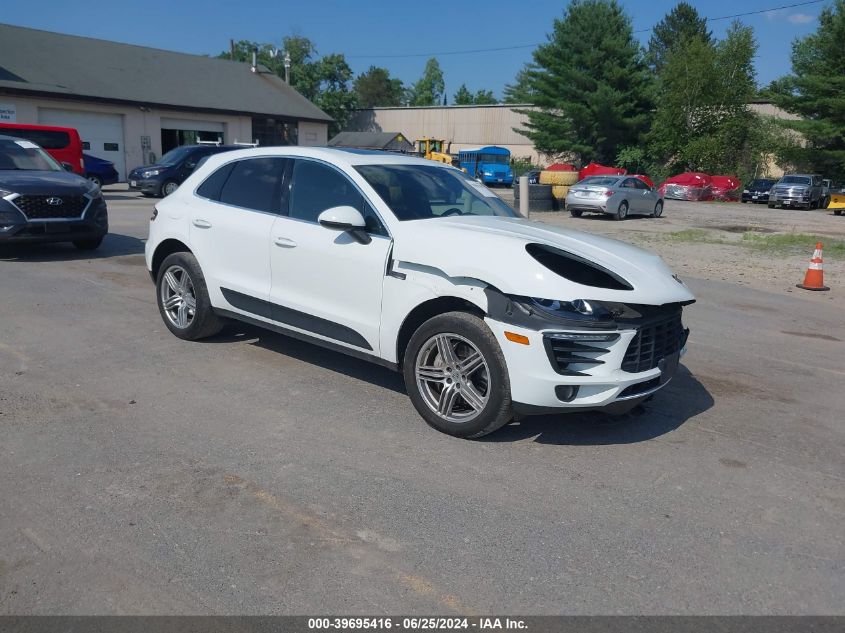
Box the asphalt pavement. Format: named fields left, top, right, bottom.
left=0, top=188, right=842, bottom=614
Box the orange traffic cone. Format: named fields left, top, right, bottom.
left=797, top=242, right=830, bottom=291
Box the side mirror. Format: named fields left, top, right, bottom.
left=62, top=162, right=74, bottom=172
left=317, top=206, right=371, bottom=244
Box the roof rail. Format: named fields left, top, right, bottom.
left=196, top=138, right=223, bottom=146
left=233, top=139, right=260, bottom=147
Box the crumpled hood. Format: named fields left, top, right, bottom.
left=392, top=216, right=695, bottom=305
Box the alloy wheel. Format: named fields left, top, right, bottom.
left=159, top=265, right=196, bottom=329
left=415, top=333, right=490, bottom=423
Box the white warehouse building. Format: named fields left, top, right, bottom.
left=0, top=24, right=331, bottom=180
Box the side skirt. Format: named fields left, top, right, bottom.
left=213, top=308, right=399, bottom=372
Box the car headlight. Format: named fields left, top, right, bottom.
left=483, top=171, right=492, bottom=176
left=0, top=188, right=13, bottom=198
left=142, top=169, right=162, bottom=178
left=529, top=297, right=610, bottom=321
left=743, top=189, right=749, bottom=194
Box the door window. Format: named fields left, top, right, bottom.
left=217, top=157, right=288, bottom=213
left=289, top=160, right=387, bottom=236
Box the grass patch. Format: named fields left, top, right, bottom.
left=666, top=228, right=711, bottom=242
left=741, top=232, right=845, bottom=254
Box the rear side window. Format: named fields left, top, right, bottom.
left=196, top=162, right=236, bottom=200
left=6, top=128, right=71, bottom=149
left=217, top=157, right=287, bottom=213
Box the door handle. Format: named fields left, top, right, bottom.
left=274, top=237, right=297, bottom=248
left=192, top=219, right=212, bottom=229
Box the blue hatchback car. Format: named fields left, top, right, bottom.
left=83, top=153, right=119, bottom=187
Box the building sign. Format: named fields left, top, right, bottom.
left=0, top=103, right=16, bottom=123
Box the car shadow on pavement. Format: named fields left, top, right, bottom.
left=0, top=233, right=145, bottom=261
left=206, top=322, right=407, bottom=394
left=484, top=365, right=713, bottom=445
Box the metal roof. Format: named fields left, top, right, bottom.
left=328, top=131, right=413, bottom=150
left=0, top=23, right=332, bottom=122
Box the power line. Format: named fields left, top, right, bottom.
left=345, top=0, right=826, bottom=59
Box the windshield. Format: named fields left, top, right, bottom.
left=579, top=176, right=621, bottom=186
left=356, top=164, right=519, bottom=221
left=750, top=179, right=775, bottom=189
left=780, top=176, right=811, bottom=185
left=0, top=138, right=63, bottom=171
left=158, top=146, right=195, bottom=166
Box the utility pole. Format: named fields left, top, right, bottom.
left=230, top=39, right=235, bottom=60
left=284, top=51, right=291, bottom=84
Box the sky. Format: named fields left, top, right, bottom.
left=0, top=0, right=828, bottom=99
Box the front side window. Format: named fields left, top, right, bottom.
left=356, top=164, right=519, bottom=221
left=289, top=160, right=387, bottom=236
left=217, top=157, right=287, bottom=213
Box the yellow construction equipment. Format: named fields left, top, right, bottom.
left=416, top=138, right=458, bottom=167
left=828, top=190, right=845, bottom=216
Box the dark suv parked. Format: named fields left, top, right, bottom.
left=741, top=178, right=777, bottom=204
left=0, top=135, right=108, bottom=250
left=128, top=144, right=240, bottom=197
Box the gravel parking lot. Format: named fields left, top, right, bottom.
left=1, top=186, right=843, bottom=614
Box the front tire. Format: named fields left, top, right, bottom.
left=156, top=252, right=224, bottom=340
left=73, top=237, right=104, bottom=250
left=652, top=201, right=664, bottom=218
left=161, top=180, right=179, bottom=197
left=615, top=201, right=629, bottom=221
left=403, top=312, right=513, bottom=439
left=569, top=209, right=582, bottom=217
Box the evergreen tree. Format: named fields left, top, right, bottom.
left=354, top=66, right=405, bottom=107
left=519, top=0, right=652, bottom=163
left=409, top=58, right=445, bottom=106
left=646, top=2, right=712, bottom=72
left=503, top=65, right=536, bottom=104
left=772, top=0, right=845, bottom=175
left=473, top=89, right=497, bottom=105
left=454, top=84, right=474, bottom=105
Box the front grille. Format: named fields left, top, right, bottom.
left=544, top=333, right=618, bottom=376
left=621, top=312, right=686, bottom=373
left=14, top=195, right=89, bottom=219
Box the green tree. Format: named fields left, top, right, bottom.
left=503, top=65, right=536, bottom=104
left=453, top=84, right=474, bottom=105
left=772, top=0, right=845, bottom=176
left=409, top=58, right=445, bottom=106
left=310, top=54, right=358, bottom=135
left=354, top=66, right=405, bottom=107
left=646, top=2, right=712, bottom=72
left=519, top=0, right=653, bottom=164
left=473, top=89, right=497, bottom=105
left=648, top=22, right=761, bottom=177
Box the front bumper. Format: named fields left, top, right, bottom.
left=485, top=313, right=688, bottom=415
left=128, top=175, right=163, bottom=194
left=481, top=174, right=513, bottom=186
left=0, top=196, right=108, bottom=244
left=742, top=192, right=770, bottom=203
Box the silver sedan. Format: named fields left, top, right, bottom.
left=565, top=176, right=664, bottom=220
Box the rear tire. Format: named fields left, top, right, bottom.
left=403, top=311, right=513, bottom=439
left=73, top=237, right=104, bottom=250
left=615, top=201, right=629, bottom=221
left=161, top=180, right=179, bottom=197
left=834, top=209, right=842, bottom=216
left=87, top=175, right=102, bottom=188
left=156, top=252, right=224, bottom=341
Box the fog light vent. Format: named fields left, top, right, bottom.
left=555, top=385, right=579, bottom=402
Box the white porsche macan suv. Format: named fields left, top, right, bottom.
left=145, top=148, right=694, bottom=438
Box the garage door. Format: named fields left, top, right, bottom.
left=38, top=109, right=126, bottom=180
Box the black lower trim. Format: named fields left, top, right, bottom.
left=513, top=396, right=647, bottom=417
left=213, top=308, right=397, bottom=371
left=220, top=287, right=373, bottom=351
